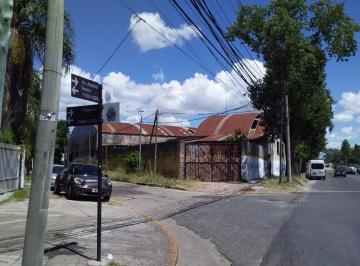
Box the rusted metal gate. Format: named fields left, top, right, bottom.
left=185, top=142, right=241, bottom=182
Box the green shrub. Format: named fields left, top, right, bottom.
left=125, top=152, right=139, bottom=171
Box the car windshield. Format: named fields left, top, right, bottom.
left=74, top=165, right=98, bottom=175
left=52, top=166, right=64, bottom=173
left=311, top=163, right=324, bottom=169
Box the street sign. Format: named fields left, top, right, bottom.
left=66, top=105, right=100, bottom=126
left=102, top=102, right=120, bottom=123
left=71, top=74, right=101, bottom=103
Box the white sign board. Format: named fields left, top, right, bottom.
left=102, top=102, right=120, bottom=123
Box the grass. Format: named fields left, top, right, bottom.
left=259, top=174, right=308, bottom=192
left=49, top=231, right=66, bottom=238
left=0, top=176, right=32, bottom=205
left=107, top=167, right=199, bottom=191
left=107, top=261, right=124, bottom=266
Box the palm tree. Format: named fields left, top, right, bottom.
left=2, top=0, right=74, bottom=129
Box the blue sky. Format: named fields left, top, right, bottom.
left=60, top=0, right=360, bottom=149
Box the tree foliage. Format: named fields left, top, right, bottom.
left=2, top=0, right=74, bottom=129
left=227, top=0, right=360, bottom=162
left=323, top=139, right=360, bottom=166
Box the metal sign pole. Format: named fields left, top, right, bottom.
left=97, top=85, right=103, bottom=261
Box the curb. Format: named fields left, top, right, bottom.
left=125, top=204, right=179, bottom=266
left=0, top=191, right=14, bottom=203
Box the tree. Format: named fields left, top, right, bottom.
left=2, top=0, right=74, bottom=129
left=340, top=139, right=351, bottom=165
left=227, top=0, right=360, bottom=168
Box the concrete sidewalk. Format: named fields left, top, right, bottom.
left=0, top=197, right=170, bottom=265
left=0, top=182, right=233, bottom=266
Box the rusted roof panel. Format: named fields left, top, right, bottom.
left=100, top=122, right=194, bottom=137
left=195, top=113, right=264, bottom=140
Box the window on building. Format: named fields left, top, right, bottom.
left=277, top=141, right=280, bottom=155
left=251, top=119, right=258, bottom=130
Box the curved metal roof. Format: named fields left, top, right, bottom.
left=101, top=123, right=194, bottom=137
left=195, top=112, right=264, bottom=140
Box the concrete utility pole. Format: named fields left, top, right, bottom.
left=22, top=1, right=64, bottom=265
left=138, top=114, right=143, bottom=172
left=285, top=95, right=292, bottom=182
left=154, top=110, right=159, bottom=177
left=0, top=0, right=13, bottom=126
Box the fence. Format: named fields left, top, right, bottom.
left=185, top=142, right=242, bottom=182
left=0, top=143, right=22, bottom=193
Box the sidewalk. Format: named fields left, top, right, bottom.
left=0, top=197, right=170, bottom=266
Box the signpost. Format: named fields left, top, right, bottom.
left=71, top=74, right=101, bottom=103
left=66, top=105, right=99, bottom=126
left=68, top=74, right=103, bottom=261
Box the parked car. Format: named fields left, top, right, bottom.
left=51, top=164, right=64, bottom=190
left=54, top=163, right=112, bottom=201
left=334, top=167, right=347, bottom=177
left=306, top=160, right=326, bottom=180
left=346, top=167, right=356, bottom=175
left=357, top=168, right=360, bottom=174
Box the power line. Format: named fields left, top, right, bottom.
left=96, top=18, right=142, bottom=75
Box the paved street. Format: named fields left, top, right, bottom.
left=174, top=173, right=360, bottom=266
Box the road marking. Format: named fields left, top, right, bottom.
left=124, top=203, right=179, bottom=266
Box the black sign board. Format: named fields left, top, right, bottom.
left=66, top=104, right=99, bottom=126
left=71, top=74, right=101, bottom=103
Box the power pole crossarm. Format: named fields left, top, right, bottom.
left=22, top=1, right=64, bottom=265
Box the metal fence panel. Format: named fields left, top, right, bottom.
left=0, top=143, right=20, bottom=193
left=185, top=142, right=241, bottom=182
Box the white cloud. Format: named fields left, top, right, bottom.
left=130, top=12, right=197, bottom=52
left=333, top=112, right=353, bottom=122
left=326, top=127, right=359, bottom=148
left=152, top=68, right=165, bottom=82
left=337, top=90, right=360, bottom=122
left=59, top=59, right=265, bottom=125
left=341, top=126, right=354, bottom=135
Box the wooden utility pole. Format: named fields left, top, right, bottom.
left=279, top=98, right=284, bottom=184
left=22, top=1, right=64, bottom=265
left=285, top=95, right=292, bottom=182
left=138, top=115, right=143, bottom=172
left=154, top=110, right=159, bottom=177
left=89, top=131, right=91, bottom=163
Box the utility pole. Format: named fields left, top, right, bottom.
left=279, top=98, right=284, bottom=184
left=89, top=131, right=91, bottom=163
left=285, top=95, right=292, bottom=182
left=0, top=0, right=13, bottom=125
left=138, top=114, right=143, bottom=173
left=154, top=110, right=159, bottom=177
left=22, top=1, right=64, bottom=265
left=96, top=85, right=103, bottom=261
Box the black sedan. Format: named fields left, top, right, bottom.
left=334, top=167, right=347, bottom=177
left=54, top=163, right=112, bottom=201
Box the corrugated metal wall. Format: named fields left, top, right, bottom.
left=0, top=143, right=20, bottom=193
left=185, top=143, right=241, bottom=182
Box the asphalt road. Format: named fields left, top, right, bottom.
left=174, top=173, right=360, bottom=266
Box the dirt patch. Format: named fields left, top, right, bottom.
left=188, top=181, right=254, bottom=195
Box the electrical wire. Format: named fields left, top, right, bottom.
left=95, top=18, right=141, bottom=75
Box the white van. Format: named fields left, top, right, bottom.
left=306, top=160, right=326, bottom=180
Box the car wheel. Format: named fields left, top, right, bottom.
left=53, top=182, right=60, bottom=195
left=323, top=176, right=326, bottom=180
left=66, top=184, right=75, bottom=200
left=103, top=195, right=110, bottom=202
